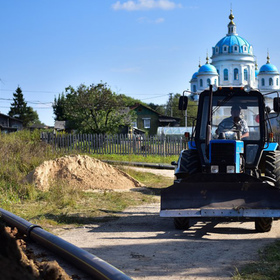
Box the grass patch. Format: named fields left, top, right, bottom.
left=233, top=241, right=280, bottom=280
left=9, top=174, right=165, bottom=228
left=92, top=153, right=178, bottom=164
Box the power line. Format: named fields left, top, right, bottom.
left=0, top=89, right=60, bottom=94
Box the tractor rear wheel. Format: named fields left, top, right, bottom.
left=174, top=217, right=190, bottom=230
left=265, top=151, right=280, bottom=188
left=255, top=217, right=273, bottom=232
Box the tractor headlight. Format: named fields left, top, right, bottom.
left=211, top=165, right=219, bottom=173
left=227, top=166, right=235, bottom=173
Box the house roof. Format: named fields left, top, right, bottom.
left=131, top=103, right=181, bottom=122
left=0, top=113, right=23, bottom=123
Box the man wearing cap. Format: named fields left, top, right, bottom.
left=217, top=105, right=249, bottom=139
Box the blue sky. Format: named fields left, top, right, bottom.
left=1, top=0, right=280, bottom=125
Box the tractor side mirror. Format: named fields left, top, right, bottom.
left=179, top=96, right=188, bottom=111
left=273, top=97, right=280, bottom=113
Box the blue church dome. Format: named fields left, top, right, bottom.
left=259, top=63, right=279, bottom=74
left=191, top=72, right=198, bottom=79
left=198, top=63, right=217, bottom=74
left=214, top=35, right=251, bottom=54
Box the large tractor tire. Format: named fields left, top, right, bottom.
left=175, top=149, right=201, bottom=178
left=174, top=149, right=200, bottom=230
left=255, top=217, right=273, bottom=232
left=174, top=217, right=190, bottom=230
left=264, top=151, right=280, bottom=188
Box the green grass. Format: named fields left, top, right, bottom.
left=233, top=241, right=280, bottom=280
left=92, top=153, right=178, bottom=164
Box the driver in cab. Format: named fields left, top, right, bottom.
left=216, top=105, right=249, bottom=139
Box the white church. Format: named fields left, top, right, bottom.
left=159, top=10, right=280, bottom=135
left=190, top=10, right=280, bottom=96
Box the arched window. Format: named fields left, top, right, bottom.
left=207, top=78, right=211, bottom=86
left=200, top=79, right=203, bottom=87
left=234, top=68, right=239, bottom=80
left=262, top=78, right=265, bottom=86
left=277, top=78, right=279, bottom=86
left=214, top=79, right=217, bottom=85
left=269, top=78, right=273, bottom=86
left=224, top=69, right=228, bottom=81
left=193, top=85, right=197, bottom=93
left=244, top=69, right=248, bottom=81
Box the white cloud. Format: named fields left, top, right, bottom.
left=137, top=17, right=165, bottom=24
left=155, top=17, right=165, bottom=24
left=112, top=0, right=182, bottom=11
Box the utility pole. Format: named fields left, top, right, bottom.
left=169, top=93, right=173, bottom=117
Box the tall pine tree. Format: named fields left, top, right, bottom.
left=9, top=86, right=40, bottom=127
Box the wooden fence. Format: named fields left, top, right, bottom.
left=40, top=133, right=187, bottom=156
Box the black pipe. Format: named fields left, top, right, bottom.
left=103, top=160, right=174, bottom=170
left=0, top=208, right=132, bottom=280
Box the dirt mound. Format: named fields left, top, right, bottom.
left=27, top=155, right=142, bottom=191
left=0, top=223, right=71, bottom=280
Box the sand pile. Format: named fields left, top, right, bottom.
left=27, top=155, right=142, bottom=191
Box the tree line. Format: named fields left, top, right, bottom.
left=9, top=82, right=198, bottom=132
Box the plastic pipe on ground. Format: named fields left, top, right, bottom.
left=0, top=208, right=132, bottom=280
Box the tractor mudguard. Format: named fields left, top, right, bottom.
left=160, top=173, right=280, bottom=218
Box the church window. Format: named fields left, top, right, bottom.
left=262, top=78, right=265, bottom=86
left=269, top=78, right=273, bottom=86
left=223, top=46, right=227, bottom=52
left=234, top=68, right=239, bottom=80
left=224, top=69, right=228, bottom=81
left=277, top=78, right=279, bottom=86
left=200, top=79, right=203, bottom=87
left=244, top=69, right=248, bottom=81
left=193, top=85, right=197, bottom=93
left=215, top=47, right=219, bottom=53
left=243, top=46, right=247, bottom=52
left=207, top=78, right=211, bottom=86
left=214, top=79, right=217, bottom=85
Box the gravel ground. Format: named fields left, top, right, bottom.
left=55, top=168, right=280, bottom=280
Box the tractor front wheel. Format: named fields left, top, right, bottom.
left=174, top=217, right=190, bottom=230
left=255, top=217, right=273, bottom=232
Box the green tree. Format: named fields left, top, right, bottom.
left=62, top=83, right=133, bottom=134
left=53, top=93, right=67, bottom=121
left=147, top=103, right=166, bottom=115
left=186, top=99, right=198, bottom=127
left=9, top=86, right=40, bottom=127
left=165, top=93, right=198, bottom=126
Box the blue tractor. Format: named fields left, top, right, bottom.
left=160, top=86, right=280, bottom=232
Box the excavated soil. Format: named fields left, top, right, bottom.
left=0, top=223, right=71, bottom=280
left=26, top=155, right=142, bottom=191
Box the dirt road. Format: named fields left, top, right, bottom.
left=57, top=168, right=280, bottom=280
